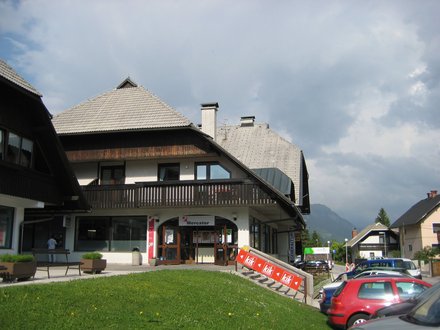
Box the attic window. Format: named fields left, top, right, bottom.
left=116, top=78, right=138, bottom=89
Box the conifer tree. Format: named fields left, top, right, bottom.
left=375, top=208, right=390, bottom=227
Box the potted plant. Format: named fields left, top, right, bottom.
left=0, top=254, right=37, bottom=282
left=80, top=252, right=107, bottom=274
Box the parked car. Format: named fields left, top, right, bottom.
left=341, top=258, right=421, bottom=280
left=319, top=270, right=411, bottom=314
left=350, top=281, right=440, bottom=329
left=304, top=260, right=329, bottom=272
left=293, top=259, right=306, bottom=270
left=370, top=282, right=440, bottom=319
left=327, top=277, right=431, bottom=329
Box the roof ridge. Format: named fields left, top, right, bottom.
left=0, top=59, right=42, bottom=96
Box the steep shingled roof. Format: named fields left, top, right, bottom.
left=52, top=79, right=192, bottom=135
left=217, top=123, right=304, bottom=206
left=391, top=194, right=440, bottom=228
left=0, top=59, right=41, bottom=96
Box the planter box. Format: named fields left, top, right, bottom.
left=0, top=261, right=37, bottom=282
left=80, top=259, right=107, bottom=274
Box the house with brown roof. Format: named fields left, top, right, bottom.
left=346, top=223, right=399, bottom=260
left=0, top=59, right=88, bottom=254
left=391, top=190, right=440, bottom=259
left=51, top=78, right=306, bottom=265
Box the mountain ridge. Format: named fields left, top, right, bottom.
left=304, top=204, right=356, bottom=242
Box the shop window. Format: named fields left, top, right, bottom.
left=76, top=217, right=111, bottom=251
left=76, top=216, right=147, bottom=252
left=112, top=217, right=147, bottom=252
left=250, top=218, right=261, bottom=250
left=196, top=162, right=231, bottom=180
left=101, top=165, right=125, bottom=185
left=158, top=163, right=180, bottom=181
left=0, top=206, right=14, bottom=249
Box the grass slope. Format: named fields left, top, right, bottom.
left=0, top=270, right=330, bottom=329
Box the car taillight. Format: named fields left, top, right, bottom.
left=331, top=297, right=342, bottom=306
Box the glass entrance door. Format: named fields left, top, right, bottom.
left=214, top=225, right=238, bottom=266
left=157, top=224, right=180, bottom=265
left=214, top=226, right=227, bottom=266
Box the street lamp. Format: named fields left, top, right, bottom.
left=327, top=240, right=331, bottom=268
left=345, top=238, right=348, bottom=265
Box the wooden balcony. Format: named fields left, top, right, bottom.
left=82, top=179, right=276, bottom=209
left=358, top=243, right=399, bottom=251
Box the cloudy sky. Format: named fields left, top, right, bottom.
left=1, top=0, right=439, bottom=229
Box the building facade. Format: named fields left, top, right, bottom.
left=0, top=59, right=88, bottom=255
left=48, top=78, right=306, bottom=265
left=391, top=190, right=440, bottom=259
left=346, top=223, right=399, bottom=260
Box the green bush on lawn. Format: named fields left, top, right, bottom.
left=0, top=270, right=330, bottom=329
left=0, top=254, right=34, bottom=263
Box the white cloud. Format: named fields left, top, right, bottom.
left=1, top=0, right=440, bottom=228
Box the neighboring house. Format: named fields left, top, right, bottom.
left=391, top=190, right=440, bottom=259
left=346, top=223, right=399, bottom=260
left=0, top=59, right=88, bottom=255
left=50, top=78, right=306, bottom=265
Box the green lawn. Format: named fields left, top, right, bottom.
left=0, top=270, right=331, bottom=329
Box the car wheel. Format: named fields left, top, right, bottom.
left=347, top=313, right=369, bottom=328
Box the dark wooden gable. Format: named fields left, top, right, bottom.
left=0, top=72, right=88, bottom=211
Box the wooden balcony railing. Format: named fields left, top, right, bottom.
left=358, top=243, right=399, bottom=251
left=82, top=180, right=276, bottom=209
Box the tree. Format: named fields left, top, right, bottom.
left=414, top=246, right=440, bottom=262
left=375, top=208, right=391, bottom=227
left=311, top=231, right=322, bottom=247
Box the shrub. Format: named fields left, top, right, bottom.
left=0, top=254, right=35, bottom=262
left=81, top=252, right=103, bottom=260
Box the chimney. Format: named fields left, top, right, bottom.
left=240, top=116, right=255, bottom=127
left=352, top=228, right=358, bottom=238
left=201, top=102, right=218, bottom=140
left=427, top=190, right=438, bottom=199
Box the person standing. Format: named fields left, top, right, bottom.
left=47, top=235, right=57, bottom=263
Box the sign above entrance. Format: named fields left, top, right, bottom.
left=179, top=215, right=215, bottom=226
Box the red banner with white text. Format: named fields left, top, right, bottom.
left=237, top=248, right=302, bottom=291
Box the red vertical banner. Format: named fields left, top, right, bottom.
left=147, top=217, right=155, bottom=260
left=237, top=248, right=303, bottom=291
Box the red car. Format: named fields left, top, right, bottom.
left=327, top=276, right=431, bottom=329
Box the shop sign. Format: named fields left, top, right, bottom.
left=147, top=217, right=155, bottom=259
left=304, top=247, right=330, bottom=255
left=179, top=215, right=215, bottom=226
left=237, top=248, right=302, bottom=291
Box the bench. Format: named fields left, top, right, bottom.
left=32, top=249, right=82, bottom=278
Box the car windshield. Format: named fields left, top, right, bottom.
left=403, top=261, right=416, bottom=270
left=404, top=287, right=440, bottom=326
